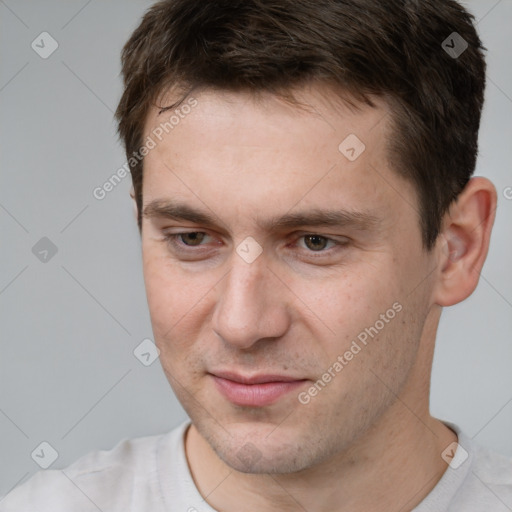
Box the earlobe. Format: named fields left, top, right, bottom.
left=433, top=177, right=497, bottom=307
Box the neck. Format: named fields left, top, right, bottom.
left=186, top=407, right=455, bottom=512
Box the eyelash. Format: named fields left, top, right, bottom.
left=162, top=232, right=347, bottom=256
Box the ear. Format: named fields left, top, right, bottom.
left=129, top=185, right=138, bottom=221
left=432, top=177, right=497, bottom=307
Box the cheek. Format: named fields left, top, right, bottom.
left=142, top=246, right=191, bottom=338
left=288, top=252, right=425, bottom=393
left=292, top=262, right=401, bottom=343
left=141, top=244, right=219, bottom=356
left=299, top=275, right=423, bottom=421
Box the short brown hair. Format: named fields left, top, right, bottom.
left=115, top=0, right=486, bottom=249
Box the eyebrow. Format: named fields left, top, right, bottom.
left=143, top=199, right=381, bottom=232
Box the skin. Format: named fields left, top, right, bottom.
left=137, top=83, right=496, bottom=512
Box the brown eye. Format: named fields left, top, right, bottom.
left=179, top=232, right=207, bottom=246
left=303, top=235, right=329, bottom=251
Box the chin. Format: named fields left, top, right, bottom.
left=201, top=419, right=327, bottom=475
left=218, top=441, right=312, bottom=474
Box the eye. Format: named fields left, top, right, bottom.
left=175, top=232, right=207, bottom=246
left=299, top=234, right=336, bottom=252
left=297, top=234, right=338, bottom=252
left=161, top=231, right=347, bottom=260
left=163, top=231, right=212, bottom=249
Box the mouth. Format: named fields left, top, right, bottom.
left=209, top=371, right=309, bottom=407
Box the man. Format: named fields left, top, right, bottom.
left=3, top=0, right=511, bottom=510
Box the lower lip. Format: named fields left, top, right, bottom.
left=211, top=375, right=307, bottom=407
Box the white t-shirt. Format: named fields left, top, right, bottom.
left=1, top=421, right=512, bottom=511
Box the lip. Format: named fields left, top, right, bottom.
left=210, top=371, right=308, bottom=407
left=212, top=371, right=305, bottom=385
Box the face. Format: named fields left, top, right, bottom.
left=140, top=85, right=436, bottom=474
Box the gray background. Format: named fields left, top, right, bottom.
left=0, top=0, right=511, bottom=498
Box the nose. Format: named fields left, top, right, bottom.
left=211, top=251, right=290, bottom=350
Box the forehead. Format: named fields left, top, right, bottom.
left=140, top=86, right=416, bottom=235
left=144, top=85, right=390, bottom=149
